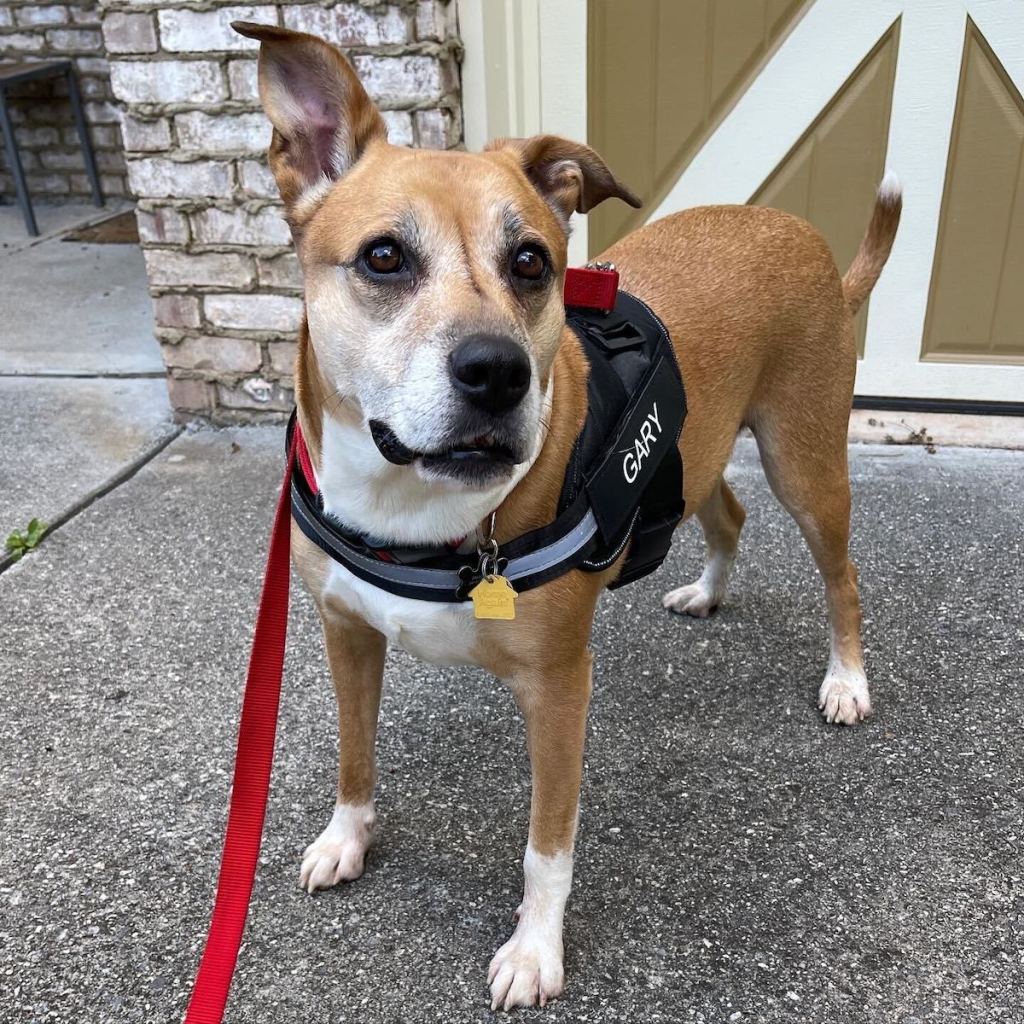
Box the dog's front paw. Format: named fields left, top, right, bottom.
left=488, top=927, right=564, bottom=1011
left=298, top=802, right=375, bottom=893
left=818, top=669, right=871, bottom=726
left=662, top=580, right=720, bottom=618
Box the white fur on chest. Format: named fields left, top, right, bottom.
left=313, top=414, right=499, bottom=665
left=311, top=383, right=553, bottom=665
left=323, top=559, right=479, bottom=666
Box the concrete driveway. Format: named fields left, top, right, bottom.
left=1, top=426, right=1021, bottom=1023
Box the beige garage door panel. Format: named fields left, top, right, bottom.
left=751, top=24, right=899, bottom=355
left=575, top=0, right=1024, bottom=401
left=923, top=21, right=1024, bottom=365
left=587, top=0, right=809, bottom=256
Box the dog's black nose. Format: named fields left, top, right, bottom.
left=449, top=335, right=531, bottom=413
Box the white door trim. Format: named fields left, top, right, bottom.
left=457, top=0, right=590, bottom=264
left=457, top=0, right=542, bottom=148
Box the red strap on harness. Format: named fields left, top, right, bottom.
left=563, top=265, right=619, bottom=312
left=182, top=447, right=294, bottom=1024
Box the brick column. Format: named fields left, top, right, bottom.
left=102, top=0, right=461, bottom=422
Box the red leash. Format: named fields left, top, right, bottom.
left=183, top=448, right=294, bottom=1024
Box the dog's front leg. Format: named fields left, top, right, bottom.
left=299, top=609, right=386, bottom=893
left=489, top=651, right=593, bottom=1011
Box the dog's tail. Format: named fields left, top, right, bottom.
left=841, top=171, right=903, bottom=315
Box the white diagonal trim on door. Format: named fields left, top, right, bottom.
left=644, top=0, right=1024, bottom=401
left=646, top=0, right=902, bottom=218
left=857, top=0, right=967, bottom=398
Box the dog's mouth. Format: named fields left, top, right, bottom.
left=369, top=419, right=518, bottom=483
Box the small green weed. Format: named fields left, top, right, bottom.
left=5, top=518, right=47, bottom=562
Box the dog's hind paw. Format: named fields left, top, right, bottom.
left=298, top=802, right=375, bottom=893
left=488, top=931, right=564, bottom=1011
left=818, top=671, right=872, bottom=726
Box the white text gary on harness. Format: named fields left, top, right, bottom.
left=621, top=402, right=663, bottom=485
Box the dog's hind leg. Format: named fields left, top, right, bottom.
left=299, top=612, right=386, bottom=892
left=662, top=476, right=746, bottom=617
left=751, top=404, right=870, bottom=726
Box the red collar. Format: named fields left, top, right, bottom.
left=292, top=418, right=318, bottom=493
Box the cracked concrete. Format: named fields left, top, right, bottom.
left=0, top=203, right=175, bottom=562
left=0, top=376, right=178, bottom=547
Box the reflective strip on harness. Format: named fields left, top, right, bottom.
left=504, top=507, right=598, bottom=582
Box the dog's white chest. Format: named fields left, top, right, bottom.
left=312, top=409, right=544, bottom=668
left=323, top=561, right=479, bottom=666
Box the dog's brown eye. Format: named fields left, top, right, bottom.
left=512, top=245, right=547, bottom=281
left=365, top=239, right=404, bottom=274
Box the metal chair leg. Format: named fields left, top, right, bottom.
left=65, top=67, right=103, bottom=209
left=0, top=89, right=39, bottom=236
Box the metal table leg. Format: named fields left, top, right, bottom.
left=0, top=88, right=39, bottom=236
left=65, top=67, right=103, bottom=209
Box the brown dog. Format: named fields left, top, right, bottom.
left=233, top=22, right=900, bottom=1011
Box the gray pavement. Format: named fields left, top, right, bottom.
left=1, top=428, right=1021, bottom=1024
left=0, top=377, right=178, bottom=552
left=0, top=229, right=162, bottom=376
left=0, top=202, right=176, bottom=570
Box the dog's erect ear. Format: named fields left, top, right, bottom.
left=487, top=135, right=641, bottom=220
left=232, top=21, right=386, bottom=208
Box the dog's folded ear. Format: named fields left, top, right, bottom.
left=487, top=135, right=642, bottom=221
left=232, top=21, right=386, bottom=209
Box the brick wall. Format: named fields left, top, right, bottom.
left=103, top=0, right=462, bottom=422
left=0, top=0, right=128, bottom=201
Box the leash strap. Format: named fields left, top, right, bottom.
left=183, top=447, right=294, bottom=1024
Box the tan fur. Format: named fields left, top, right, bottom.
left=239, top=22, right=901, bottom=1010
left=842, top=187, right=903, bottom=314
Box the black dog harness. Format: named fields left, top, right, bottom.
left=289, top=272, right=687, bottom=603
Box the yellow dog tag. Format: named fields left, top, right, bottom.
left=469, top=575, right=517, bottom=620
